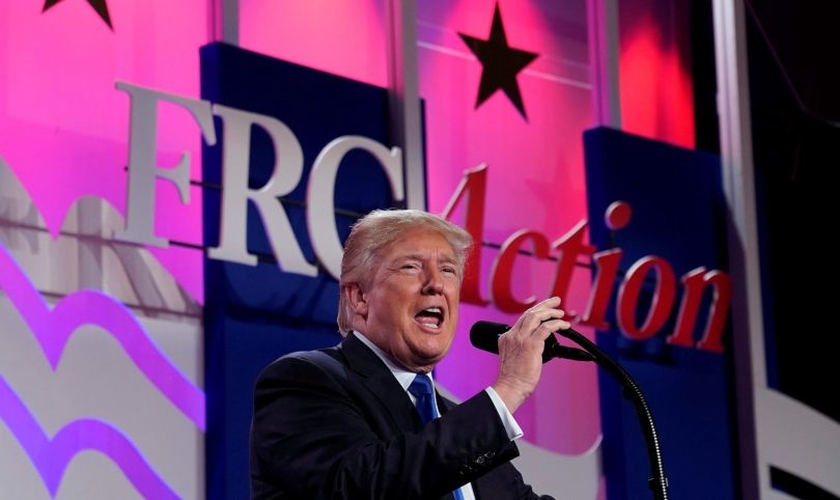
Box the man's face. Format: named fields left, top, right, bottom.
left=358, top=228, right=461, bottom=373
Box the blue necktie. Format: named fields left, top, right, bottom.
left=408, top=374, right=437, bottom=424
left=408, top=374, right=466, bottom=500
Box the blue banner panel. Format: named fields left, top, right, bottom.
left=199, top=42, right=403, bottom=500
left=583, top=126, right=738, bottom=500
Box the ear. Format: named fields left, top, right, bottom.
left=343, top=283, right=369, bottom=317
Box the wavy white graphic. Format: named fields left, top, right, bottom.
left=0, top=375, right=178, bottom=499
left=0, top=155, right=203, bottom=499
left=0, top=243, right=204, bottom=430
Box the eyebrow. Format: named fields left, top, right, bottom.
left=396, top=251, right=457, bottom=265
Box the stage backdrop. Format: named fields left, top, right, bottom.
left=6, top=2, right=838, bottom=500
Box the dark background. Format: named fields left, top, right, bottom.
left=691, top=0, right=839, bottom=424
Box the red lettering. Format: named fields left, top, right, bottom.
left=578, top=248, right=622, bottom=330
left=441, top=164, right=489, bottom=306
left=437, top=166, right=732, bottom=353
left=617, top=256, right=676, bottom=340
left=548, top=220, right=596, bottom=311
left=490, top=229, right=551, bottom=313
left=667, top=268, right=731, bottom=352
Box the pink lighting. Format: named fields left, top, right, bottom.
left=239, top=0, right=390, bottom=87
left=619, top=0, right=695, bottom=148
left=0, top=0, right=209, bottom=304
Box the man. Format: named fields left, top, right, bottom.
left=250, top=208, right=570, bottom=499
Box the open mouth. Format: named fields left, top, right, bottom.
left=415, top=307, right=444, bottom=329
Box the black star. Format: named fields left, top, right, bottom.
left=43, top=0, right=113, bottom=30
left=458, top=2, right=538, bottom=119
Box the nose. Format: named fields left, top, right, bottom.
left=422, top=271, right=444, bottom=295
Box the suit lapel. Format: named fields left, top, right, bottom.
left=338, top=333, right=422, bottom=430
left=338, top=334, right=480, bottom=500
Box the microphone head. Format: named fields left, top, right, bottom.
left=470, top=320, right=559, bottom=363
left=469, top=321, right=510, bottom=354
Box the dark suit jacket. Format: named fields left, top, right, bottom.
left=249, top=332, right=553, bottom=500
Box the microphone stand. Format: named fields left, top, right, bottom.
left=556, top=328, right=669, bottom=500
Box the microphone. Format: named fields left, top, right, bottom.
left=470, top=321, right=594, bottom=362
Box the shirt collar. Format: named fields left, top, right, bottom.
left=351, top=330, right=434, bottom=392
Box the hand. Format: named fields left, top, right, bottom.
left=491, top=296, right=571, bottom=413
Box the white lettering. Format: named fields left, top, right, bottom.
left=115, top=81, right=216, bottom=247
left=208, top=105, right=316, bottom=276
left=307, top=136, right=404, bottom=280
left=117, top=82, right=405, bottom=281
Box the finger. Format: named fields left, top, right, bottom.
left=536, top=296, right=562, bottom=308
